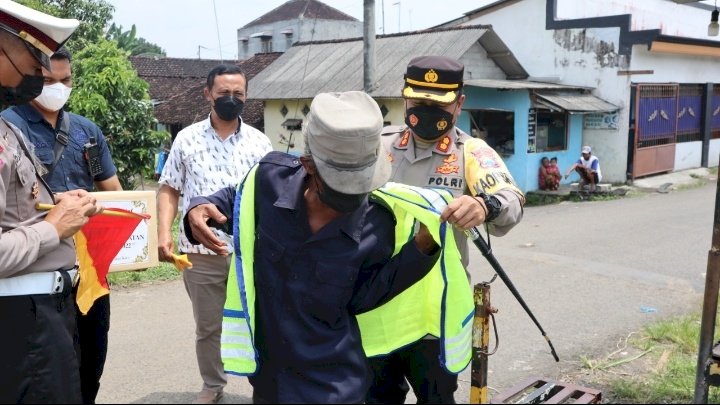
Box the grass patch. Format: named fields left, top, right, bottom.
left=676, top=179, right=708, bottom=191
left=582, top=313, right=720, bottom=403
left=524, top=192, right=566, bottom=206
left=107, top=261, right=181, bottom=287
left=567, top=192, right=623, bottom=203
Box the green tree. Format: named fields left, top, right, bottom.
left=106, top=23, right=166, bottom=56
left=17, top=0, right=114, bottom=53
left=68, top=39, right=165, bottom=190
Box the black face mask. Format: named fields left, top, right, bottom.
left=315, top=175, right=367, bottom=213
left=213, top=95, right=244, bottom=121
left=0, top=52, right=44, bottom=105
left=405, top=104, right=456, bottom=140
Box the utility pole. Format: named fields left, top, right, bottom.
left=197, top=45, right=211, bottom=59
left=694, top=166, right=720, bottom=403
left=363, top=0, right=376, bottom=93
left=381, top=0, right=385, bottom=35
left=393, top=1, right=401, bottom=33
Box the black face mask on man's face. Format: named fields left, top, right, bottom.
left=404, top=103, right=457, bottom=141
left=0, top=51, right=44, bottom=105
left=213, top=95, right=244, bottom=121
left=314, top=175, right=368, bottom=213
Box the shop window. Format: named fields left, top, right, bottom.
left=535, top=110, right=567, bottom=152
left=468, top=109, right=515, bottom=155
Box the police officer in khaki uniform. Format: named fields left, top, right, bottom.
left=367, top=56, right=525, bottom=404
left=0, top=1, right=102, bottom=403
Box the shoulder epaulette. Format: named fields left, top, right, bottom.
left=381, top=125, right=407, bottom=136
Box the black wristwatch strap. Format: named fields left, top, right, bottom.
left=476, top=192, right=501, bottom=222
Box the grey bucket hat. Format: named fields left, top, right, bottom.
left=304, top=91, right=391, bottom=194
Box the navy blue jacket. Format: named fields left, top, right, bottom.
left=186, top=152, right=439, bottom=403
left=1, top=104, right=117, bottom=192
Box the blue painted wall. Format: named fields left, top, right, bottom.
left=459, top=87, right=585, bottom=192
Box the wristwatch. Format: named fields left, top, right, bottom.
left=476, top=192, right=501, bottom=223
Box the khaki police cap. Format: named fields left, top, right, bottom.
left=402, top=55, right=464, bottom=105
left=0, top=0, right=79, bottom=69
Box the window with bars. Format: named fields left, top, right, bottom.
left=677, top=84, right=703, bottom=143
left=636, top=84, right=678, bottom=148
left=636, top=84, right=716, bottom=147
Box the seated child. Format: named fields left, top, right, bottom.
left=538, top=157, right=560, bottom=190
left=547, top=157, right=562, bottom=190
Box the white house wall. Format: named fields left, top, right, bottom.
left=675, top=141, right=703, bottom=171
left=556, top=0, right=717, bottom=40
left=460, top=0, right=720, bottom=182
left=264, top=98, right=405, bottom=155
left=630, top=45, right=720, bottom=83
left=459, top=42, right=507, bottom=81
left=265, top=99, right=310, bottom=154
left=297, top=19, right=362, bottom=43
left=711, top=139, right=720, bottom=167
left=237, top=19, right=362, bottom=59
left=462, top=0, right=632, bottom=183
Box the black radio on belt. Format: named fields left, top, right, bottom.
left=83, top=136, right=104, bottom=177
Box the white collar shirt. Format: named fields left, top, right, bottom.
left=159, top=116, right=273, bottom=254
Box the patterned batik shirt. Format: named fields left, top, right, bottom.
left=159, top=116, right=273, bottom=255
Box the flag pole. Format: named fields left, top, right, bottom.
left=35, top=203, right=151, bottom=220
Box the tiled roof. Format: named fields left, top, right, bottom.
left=130, top=53, right=282, bottom=128
left=130, top=57, right=236, bottom=78
left=243, top=0, right=357, bottom=28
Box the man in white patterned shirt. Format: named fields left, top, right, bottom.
left=157, top=64, right=273, bottom=404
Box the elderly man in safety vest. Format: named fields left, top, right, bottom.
left=185, top=91, right=485, bottom=403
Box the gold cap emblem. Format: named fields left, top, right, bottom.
left=424, top=69, right=439, bottom=83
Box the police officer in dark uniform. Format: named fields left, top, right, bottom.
left=0, top=1, right=102, bottom=403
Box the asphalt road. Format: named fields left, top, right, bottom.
left=97, top=182, right=716, bottom=403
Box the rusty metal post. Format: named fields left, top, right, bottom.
left=694, top=171, right=720, bottom=404
left=471, top=282, right=492, bottom=404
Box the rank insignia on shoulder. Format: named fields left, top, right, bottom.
left=435, top=135, right=451, bottom=153
left=397, top=131, right=410, bottom=148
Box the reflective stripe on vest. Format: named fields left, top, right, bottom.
left=357, top=183, right=474, bottom=374
left=222, top=165, right=259, bottom=376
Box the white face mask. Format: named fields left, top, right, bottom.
left=35, top=82, right=72, bottom=112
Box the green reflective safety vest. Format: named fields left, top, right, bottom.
left=221, top=166, right=474, bottom=376
left=357, top=185, right=474, bottom=374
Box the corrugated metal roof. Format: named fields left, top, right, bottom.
left=477, top=30, right=528, bottom=80
left=535, top=91, right=618, bottom=113
left=250, top=26, right=524, bottom=99
left=465, top=79, right=591, bottom=90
